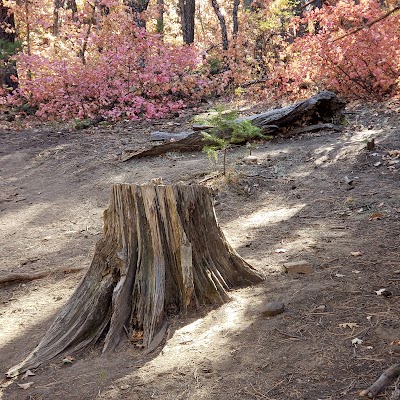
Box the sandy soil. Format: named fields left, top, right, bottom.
left=0, top=100, right=399, bottom=400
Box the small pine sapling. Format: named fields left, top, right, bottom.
left=199, top=107, right=266, bottom=175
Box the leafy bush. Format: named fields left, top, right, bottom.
left=5, top=20, right=213, bottom=121
left=267, top=0, right=400, bottom=100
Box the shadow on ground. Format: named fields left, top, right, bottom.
left=1, top=104, right=399, bottom=399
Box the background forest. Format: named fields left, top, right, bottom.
left=0, top=0, right=399, bottom=122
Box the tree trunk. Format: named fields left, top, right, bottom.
left=79, top=0, right=96, bottom=65
left=179, top=0, right=195, bottom=44
left=0, top=0, right=15, bottom=42
left=156, top=0, right=164, bottom=34
left=7, top=184, right=263, bottom=378
left=126, top=0, right=150, bottom=28
left=232, top=0, right=240, bottom=38
left=53, top=0, right=63, bottom=35
left=66, top=0, right=78, bottom=21
left=211, top=0, right=229, bottom=50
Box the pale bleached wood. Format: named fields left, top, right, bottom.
left=122, top=91, right=345, bottom=161
left=7, top=184, right=263, bottom=378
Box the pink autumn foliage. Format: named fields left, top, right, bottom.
left=267, top=0, right=400, bottom=100
left=9, top=22, right=211, bottom=121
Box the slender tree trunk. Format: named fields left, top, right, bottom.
left=232, top=0, right=240, bottom=38
left=24, top=0, right=31, bottom=55
left=179, top=0, right=195, bottom=44
left=156, top=0, right=164, bottom=34
left=66, top=0, right=78, bottom=22
left=211, top=0, right=229, bottom=50
left=7, top=184, right=263, bottom=378
left=79, top=0, right=97, bottom=65
left=53, top=0, right=63, bottom=35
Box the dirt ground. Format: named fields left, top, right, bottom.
left=0, top=98, right=399, bottom=400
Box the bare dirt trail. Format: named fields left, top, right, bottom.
left=0, top=101, right=399, bottom=399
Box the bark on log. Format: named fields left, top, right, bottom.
left=122, top=91, right=345, bottom=161
left=6, top=184, right=263, bottom=378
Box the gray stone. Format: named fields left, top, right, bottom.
left=261, top=301, right=285, bottom=317
left=243, top=155, right=258, bottom=164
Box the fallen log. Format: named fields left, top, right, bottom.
left=6, top=184, right=263, bottom=378
left=122, top=91, right=345, bottom=161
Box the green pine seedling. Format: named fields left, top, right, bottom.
left=199, top=107, right=267, bottom=175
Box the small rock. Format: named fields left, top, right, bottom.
left=243, top=155, right=258, bottom=164
left=344, top=175, right=354, bottom=185
left=283, top=260, right=313, bottom=275
left=261, top=301, right=285, bottom=317
left=314, top=305, right=327, bottom=312
left=375, top=288, right=392, bottom=297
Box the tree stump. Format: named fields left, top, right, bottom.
left=7, top=184, right=263, bottom=377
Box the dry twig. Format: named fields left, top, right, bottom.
left=0, top=267, right=84, bottom=285
left=360, top=364, right=400, bottom=398
left=332, top=6, right=400, bottom=42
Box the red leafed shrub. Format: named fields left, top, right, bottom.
left=268, top=0, right=400, bottom=100
left=7, top=22, right=212, bottom=121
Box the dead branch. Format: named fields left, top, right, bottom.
left=300, top=0, right=316, bottom=10
left=0, top=267, right=84, bottom=285
left=240, top=79, right=267, bottom=88
left=360, top=364, right=400, bottom=398
left=332, top=5, right=400, bottom=43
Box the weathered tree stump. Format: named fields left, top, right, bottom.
left=7, top=184, right=263, bottom=377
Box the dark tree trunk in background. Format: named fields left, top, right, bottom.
left=66, top=0, right=78, bottom=20
left=0, top=1, right=15, bottom=42
left=211, top=0, right=229, bottom=50
left=0, top=0, right=18, bottom=90
left=7, top=184, right=263, bottom=378
left=179, top=0, right=195, bottom=44
left=126, top=0, right=150, bottom=28
left=53, top=0, right=63, bottom=35
left=232, top=0, right=240, bottom=38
